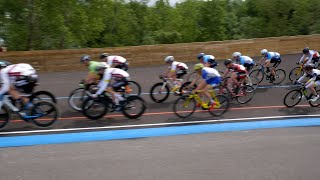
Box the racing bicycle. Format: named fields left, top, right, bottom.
left=0, top=95, right=60, bottom=129
left=249, top=63, right=286, bottom=85
left=81, top=92, right=146, bottom=120
left=283, top=84, right=320, bottom=107
left=173, top=89, right=229, bottom=118
left=69, top=80, right=141, bottom=111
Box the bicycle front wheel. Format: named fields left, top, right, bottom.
left=0, top=105, right=10, bottom=129
left=122, top=96, right=146, bottom=119
left=289, top=67, right=304, bottom=82
left=68, top=88, right=87, bottom=111
left=173, top=95, right=196, bottom=118
left=249, top=69, right=264, bottom=85
left=30, top=101, right=59, bottom=127
left=236, top=85, right=255, bottom=104
left=283, top=90, right=302, bottom=108
left=272, top=69, right=286, bottom=84
left=82, top=98, right=108, bottom=120
left=150, top=82, right=170, bottom=103
left=208, top=95, right=229, bottom=116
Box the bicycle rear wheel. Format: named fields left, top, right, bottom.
left=30, top=101, right=59, bottom=127
left=173, top=95, right=196, bottom=118
left=249, top=69, right=264, bottom=85
left=208, top=95, right=229, bottom=116
left=122, top=96, right=146, bottom=119
left=186, top=72, right=198, bottom=82
left=0, top=105, right=10, bottom=129
left=283, top=90, right=302, bottom=107
left=289, top=67, right=304, bottom=82
left=272, top=69, right=286, bottom=84
left=150, top=82, right=170, bottom=103
left=29, top=91, right=57, bottom=104
left=236, top=85, right=255, bottom=104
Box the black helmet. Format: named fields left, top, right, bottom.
left=99, top=53, right=109, bottom=59
left=80, top=55, right=91, bottom=62
left=224, top=59, right=233, bottom=66
left=304, top=63, right=315, bottom=70
left=303, top=47, right=310, bottom=54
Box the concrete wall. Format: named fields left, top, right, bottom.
left=0, top=34, right=319, bottom=72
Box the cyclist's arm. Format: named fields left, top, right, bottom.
left=299, top=55, right=306, bottom=64
left=297, top=73, right=307, bottom=83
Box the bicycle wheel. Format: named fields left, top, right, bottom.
left=186, top=72, right=198, bottom=82
left=173, top=95, right=196, bottom=118
left=0, top=105, right=10, bottom=129
left=208, top=94, right=229, bottom=116
left=272, top=69, right=286, bottom=84
left=82, top=98, right=108, bottom=120
left=30, top=101, right=59, bottom=127
left=289, top=67, right=304, bottom=82
left=179, top=81, right=197, bottom=95
left=29, top=91, right=57, bottom=104
left=122, top=96, right=146, bottom=119
left=236, top=85, right=255, bottom=104
left=309, top=90, right=320, bottom=107
left=249, top=69, right=264, bottom=85
left=283, top=90, right=302, bottom=108
left=150, top=82, right=170, bottom=103
left=68, top=88, right=88, bottom=111
left=127, top=80, right=141, bottom=96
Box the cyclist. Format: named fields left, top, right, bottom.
left=191, top=63, right=221, bottom=109
left=298, top=47, right=320, bottom=65
left=99, top=53, right=129, bottom=71
left=232, top=52, right=255, bottom=72
left=80, top=55, right=109, bottom=86
left=223, top=59, right=248, bottom=95
left=258, top=49, right=281, bottom=83
left=0, top=63, right=38, bottom=114
left=90, top=65, right=130, bottom=111
left=163, top=56, right=188, bottom=92
left=296, top=63, right=320, bottom=102
left=197, top=53, right=218, bottom=68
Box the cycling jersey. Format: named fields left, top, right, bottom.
left=95, top=68, right=130, bottom=95
left=0, top=63, right=37, bottom=95
left=106, top=56, right=127, bottom=66
left=201, top=67, right=222, bottom=86
left=298, top=69, right=320, bottom=83
left=169, top=61, right=188, bottom=78
left=88, top=61, right=109, bottom=74
left=227, top=64, right=247, bottom=73
left=238, top=56, right=254, bottom=65
left=299, top=50, right=320, bottom=64
left=202, top=55, right=215, bottom=63
left=264, top=52, right=281, bottom=61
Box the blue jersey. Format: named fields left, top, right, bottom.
left=265, top=52, right=280, bottom=60
left=201, top=67, right=221, bottom=80
left=238, top=56, right=254, bottom=65
left=202, top=55, right=215, bottom=63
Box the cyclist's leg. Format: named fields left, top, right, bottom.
left=306, top=80, right=319, bottom=101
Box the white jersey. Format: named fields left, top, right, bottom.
left=299, top=50, right=319, bottom=64
left=201, top=67, right=221, bottom=80
left=106, top=56, right=127, bottom=66
left=298, top=69, right=320, bottom=83
left=169, top=61, right=188, bottom=72
left=238, top=56, right=254, bottom=64
left=0, top=63, right=36, bottom=95
left=96, top=68, right=129, bottom=95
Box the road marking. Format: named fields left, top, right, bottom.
left=1, top=113, right=320, bottom=135
left=1, top=117, right=320, bottom=148
left=55, top=84, right=299, bottom=100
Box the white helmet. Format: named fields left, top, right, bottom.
left=101, top=62, right=110, bottom=68
left=261, top=49, right=268, bottom=55
left=164, top=56, right=174, bottom=63
left=232, top=52, right=241, bottom=58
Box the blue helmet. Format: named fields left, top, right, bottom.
left=197, top=53, right=205, bottom=60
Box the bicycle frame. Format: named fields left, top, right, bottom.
left=159, top=76, right=183, bottom=90
left=185, top=90, right=221, bottom=108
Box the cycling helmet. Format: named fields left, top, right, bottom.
left=194, top=63, right=204, bottom=71
left=304, top=63, right=315, bottom=71
left=0, top=60, right=10, bottom=69
left=164, top=56, right=174, bottom=63
left=197, top=53, right=205, bottom=60
left=99, top=53, right=109, bottom=59
left=232, top=52, right=241, bottom=58
left=261, top=49, right=268, bottom=55
left=80, top=55, right=91, bottom=62
left=95, top=64, right=107, bottom=71
left=302, top=47, right=310, bottom=54
left=224, top=59, right=233, bottom=66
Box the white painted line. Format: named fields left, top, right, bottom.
left=1, top=114, right=320, bottom=135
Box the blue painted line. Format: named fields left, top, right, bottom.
left=1, top=118, right=320, bottom=148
